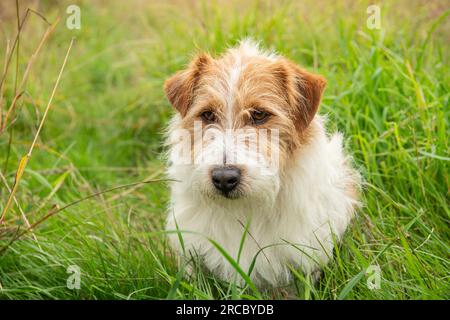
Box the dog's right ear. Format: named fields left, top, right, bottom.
left=164, top=53, right=212, bottom=117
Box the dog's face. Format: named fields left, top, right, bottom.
left=165, top=41, right=326, bottom=205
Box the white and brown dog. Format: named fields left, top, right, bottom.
left=164, top=40, right=360, bottom=288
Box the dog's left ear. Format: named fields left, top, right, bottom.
left=164, top=53, right=212, bottom=117
left=281, top=61, right=327, bottom=131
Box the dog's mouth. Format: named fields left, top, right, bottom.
left=217, top=190, right=242, bottom=199
left=207, top=184, right=245, bottom=200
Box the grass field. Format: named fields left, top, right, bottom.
left=0, top=0, right=449, bottom=299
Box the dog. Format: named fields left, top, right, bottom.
left=164, top=40, right=360, bottom=288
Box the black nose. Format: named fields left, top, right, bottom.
left=211, top=166, right=241, bottom=194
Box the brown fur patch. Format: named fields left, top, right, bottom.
left=164, top=53, right=212, bottom=116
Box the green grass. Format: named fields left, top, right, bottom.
left=0, top=0, right=449, bottom=299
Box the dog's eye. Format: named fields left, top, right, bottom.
left=250, top=110, right=270, bottom=125
left=201, top=110, right=216, bottom=123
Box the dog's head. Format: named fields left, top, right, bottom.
left=165, top=40, right=326, bottom=205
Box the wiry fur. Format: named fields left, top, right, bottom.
left=164, top=40, right=360, bottom=287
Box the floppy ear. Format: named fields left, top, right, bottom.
left=282, top=61, right=327, bottom=131
left=164, top=53, right=212, bottom=117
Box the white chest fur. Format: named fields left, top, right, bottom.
left=166, top=117, right=360, bottom=287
